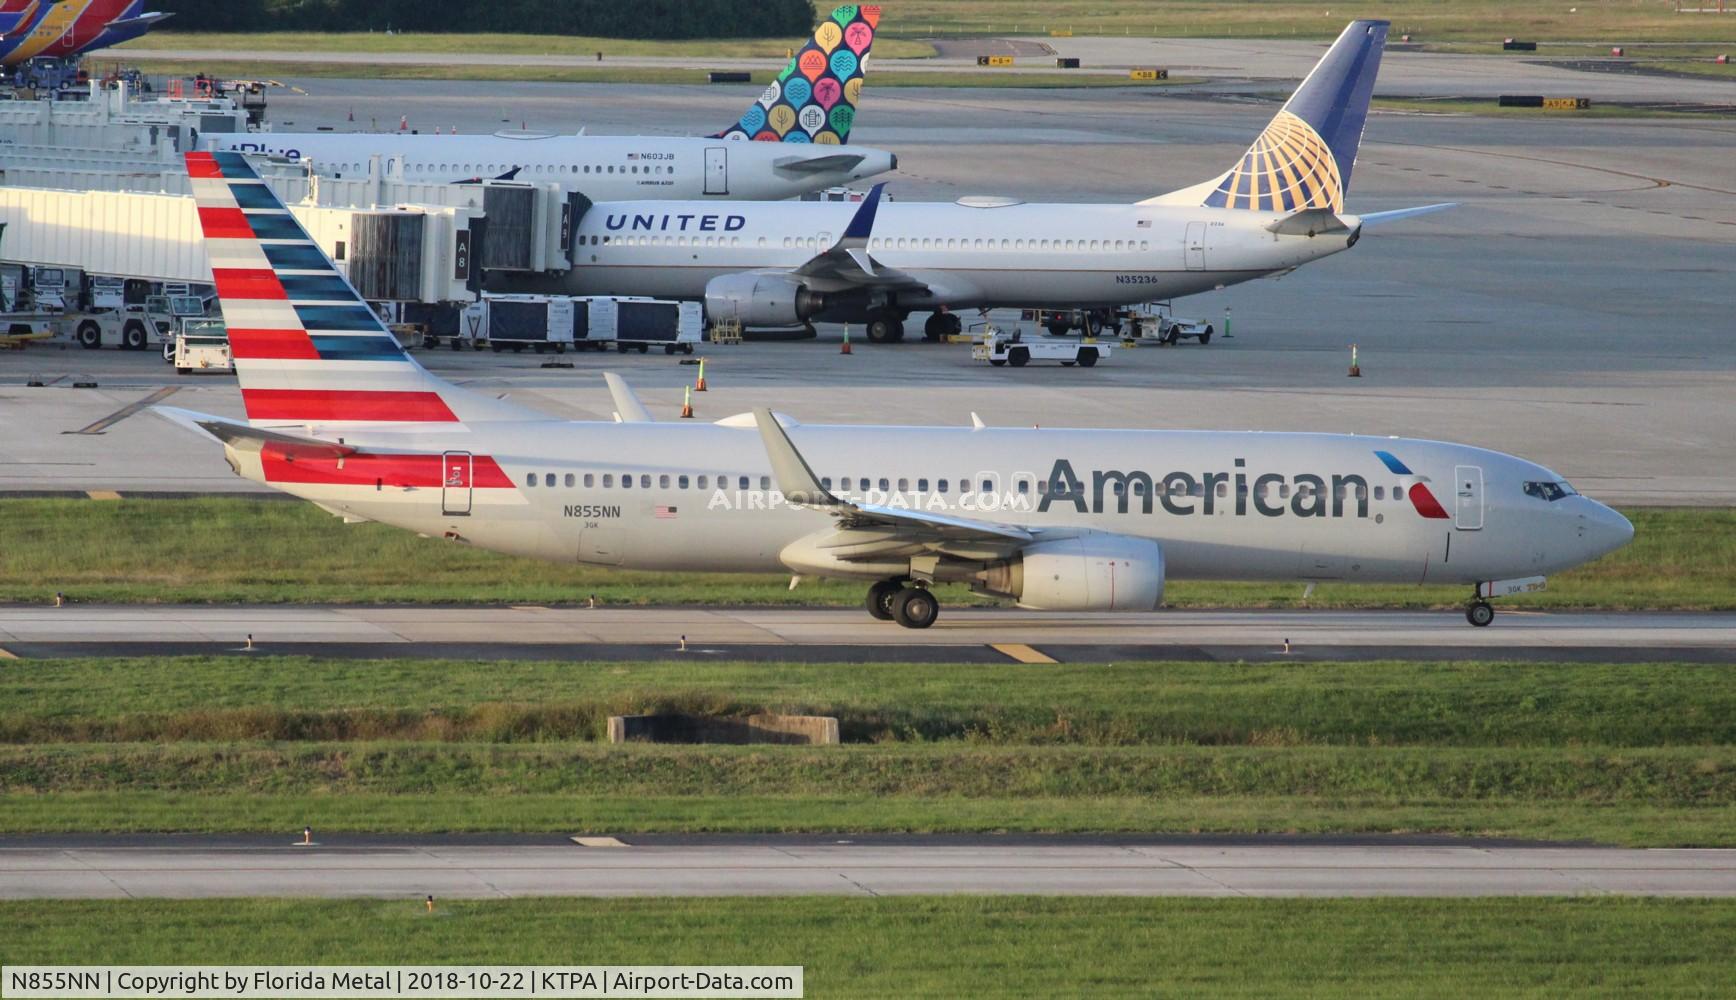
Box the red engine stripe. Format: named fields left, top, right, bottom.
left=227, top=328, right=320, bottom=361
left=261, top=448, right=513, bottom=488
left=212, top=268, right=288, bottom=301
left=185, top=152, right=222, bottom=178
left=1409, top=483, right=1451, bottom=519
left=242, top=389, right=459, bottom=422
left=196, top=206, right=253, bottom=239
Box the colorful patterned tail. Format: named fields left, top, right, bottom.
left=184, top=150, right=526, bottom=428
left=714, top=4, right=879, bottom=145
left=1146, top=20, right=1387, bottom=214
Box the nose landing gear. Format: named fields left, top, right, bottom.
left=865, top=579, right=940, bottom=629
left=1465, top=599, right=1495, bottom=627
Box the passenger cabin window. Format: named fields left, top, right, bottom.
left=525, top=473, right=536, bottom=487
left=544, top=473, right=555, bottom=488
left=678, top=475, right=689, bottom=489
left=565, top=474, right=576, bottom=487
left=698, top=475, right=709, bottom=489
left=621, top=474, right=633, bottom=489
left=603, top=474, right=614, bottom=488
left=659, top=475, right=670, bottom=489
left=640, top=475, right=651, bottom=488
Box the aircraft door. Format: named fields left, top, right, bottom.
left=1453, top=465, right=1484, bottom=530
left=704, top=146, right=729, bottom=195
left=1184, top=222, right=1207, bottom=270
left=441, top=451, right=473, bottom=516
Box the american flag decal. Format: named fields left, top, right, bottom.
left=655, top=505, right=678, bottom=519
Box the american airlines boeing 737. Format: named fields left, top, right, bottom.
left=205, top=5, right=896, bottom=202
left=160, top=149, right=1631, bottom=629
left=497, top=19, right=1448, bottom=342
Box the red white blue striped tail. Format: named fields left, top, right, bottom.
left=186, top=151, right=521, bottom=428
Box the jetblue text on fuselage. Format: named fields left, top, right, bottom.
left=606, top=213, right=748, bottom=233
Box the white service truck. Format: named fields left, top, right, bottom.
left=164, top=318, right=233, bottom=375
left=459, top=294, right=703, bottom=354
left=973, top=328, right=1110, bottom=368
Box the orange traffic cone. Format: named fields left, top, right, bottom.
left=840, top=326, right=853, bottom=355
left=695, top=358, right=708, bottom=392
left=398, top=115, right=408, bottom=131
left=680, top=385, right=694, bottom=419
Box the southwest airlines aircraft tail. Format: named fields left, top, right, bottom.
left=714, top=4, right=879, bottom=144
left=165, top=150, right=1631, bottom=633
left=1145, top=19, right=1385, bottom=213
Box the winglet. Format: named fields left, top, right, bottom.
left=841, top=183, right=886, bottom=243
left=753, top=407, right=840, bottom=506
left=970, top=412, right=986, bottom=430
left=603, top=372, right=654, bottom=423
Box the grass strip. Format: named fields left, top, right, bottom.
left=5, top=658, right=1733, bottom=748
left=4, top=791, right=1730, bottom=846
left=7, top=897, right=1734, bottom=995
left=2, top=500, right=1726, bottom=608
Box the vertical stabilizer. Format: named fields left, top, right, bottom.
left=184, top=151, right=533, bottom=428
left=714, top=4, right=880, bottom=144
left=1144, top=20, right=1387, bottom=212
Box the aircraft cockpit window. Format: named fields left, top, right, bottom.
left=1523, top=481, right=1575, bottom=502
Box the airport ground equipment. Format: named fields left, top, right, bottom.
left=165, top=317, right=232, bottom=375
left=459, top=294, right=701, bottom=354
left=71, top=293, right=203, bottom=350
left=973, top=328, right=1109, bottom=368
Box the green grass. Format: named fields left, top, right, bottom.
left=9, top=898, right=1735, bottom=995
left=121, top=30, right=938, bottom=60
left=889, top=1, right=1736, bottom=44
left=7, top=658, right=1733, bottom=747
left=2, top=499, right=1727, bottom=608
left=2, top=657, right=1732, bottom=845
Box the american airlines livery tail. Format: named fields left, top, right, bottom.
left=203, top=5, right=895, bottom=201
left=164, top=150, right=1631, bottom=630
left=508, top=19, right=1454, bottom=343
left=714, top=4, right=879, bottom=144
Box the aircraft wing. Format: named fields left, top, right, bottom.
left=754, top=408, right=1033, bottom=555
left=790, top=183, right=927, bottom=291
left=774, top=153, right=866, bottom=175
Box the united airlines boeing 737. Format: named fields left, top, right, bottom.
left=497, top=19, right=1449, bottom=342
left=205, top=5, right=895, bottom=202
left=159, top=149, right=1630, bottom=629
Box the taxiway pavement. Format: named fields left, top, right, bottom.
left=3, top=836, right=1732, bottom=898
left=2, top=606, right=1730, bottom=663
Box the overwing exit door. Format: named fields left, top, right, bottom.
left=442, top=451, right=473, bottom=516
left=1453, top=465, right=1484, bottom=530
left=704, top=146, right=728, bottom=195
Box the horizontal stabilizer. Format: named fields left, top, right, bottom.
left=775, top=153, right=867, bottom=175
left=1265, top=208, right=1352, bottom=236
left=153, top=405, right=356, bottom=458
left=1358, top=202, right=1457, bottom=226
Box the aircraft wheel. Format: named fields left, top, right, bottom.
left=1008, top=347, right=1030, bottom=367
left=1466, top=601, right=1495, bottom=628
left=77, top=322, right=101, bottom=349
left=1078, top=347, right=1098, bottom=368
left=945, top=313, right=963, bottom=336
left=866, top=579, right=902, bottom=622
left=923, top=313, right=948, bottom=342
left=865, top=311, right=900, bottom=344
left=891, top=586, right=939, bottom=630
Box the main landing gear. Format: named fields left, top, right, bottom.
left=1466, top=597, right=1495, bottom=627
left=866, top=579, right=940, bottom=629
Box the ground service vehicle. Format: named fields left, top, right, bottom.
left=166, top=318, right=231, bottom=375
left=974, top=329, right=1110, bottom=367
left=461, top=295, right=702, bottom=354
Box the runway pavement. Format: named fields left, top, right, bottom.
left=2, top=606, right=1731, bottom=663
left=4, top=836, right=1733, bottom=898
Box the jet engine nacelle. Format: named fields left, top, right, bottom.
left=703, top=273, right=825, bottom=327
left=978, top=535, right=1165, bottom=612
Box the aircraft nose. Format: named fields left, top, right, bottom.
left=1582, top=501, right=1634, bottom=558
